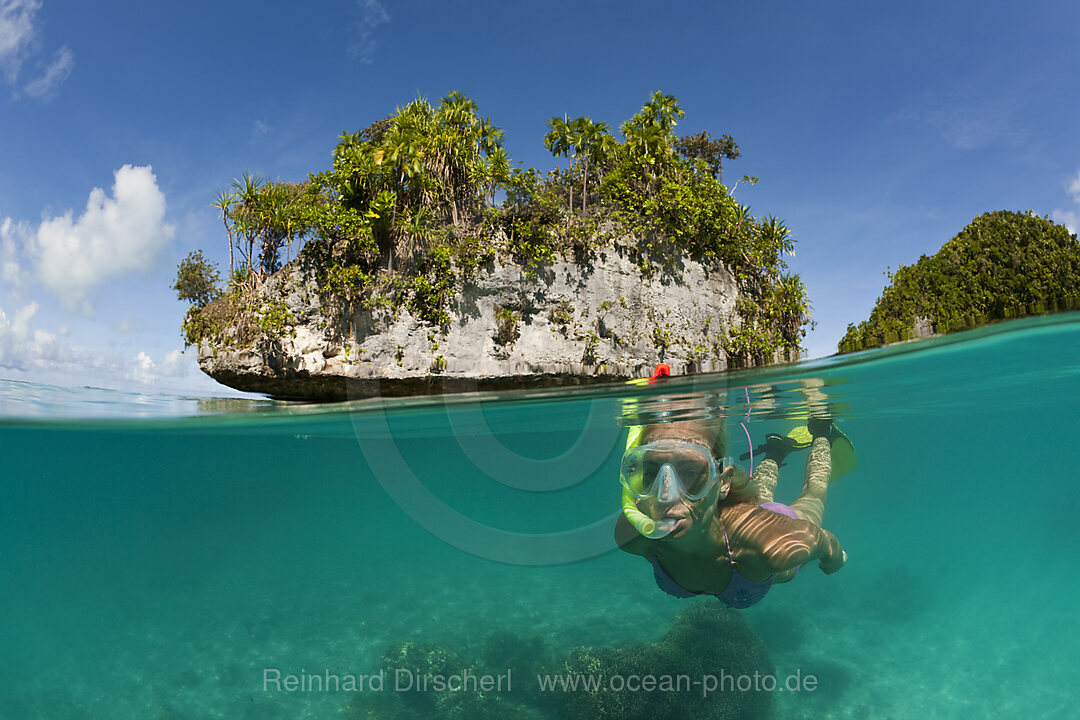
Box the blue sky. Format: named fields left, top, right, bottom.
left=1, top=0, right=1078, bottom=395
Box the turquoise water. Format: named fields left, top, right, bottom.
left=2, top=313, right=1080, bottom=719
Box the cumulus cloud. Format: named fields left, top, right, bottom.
left=125, top=348, right=186, bottom=385
left=0, top=0, right=72, bottom=99
left=349, top=0, right=390, bottom=63
left=1051, top=170, right=1080, bottom=235
left=0, top=301, right=192, bottom=388
left=30, top=164, right=175, bottom=311
left=0, top=300, right=64, bottom=371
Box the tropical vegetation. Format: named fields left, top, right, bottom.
left=177, top=90, right=811, bottom=367
left=838, top=210, right=1080, bottom=353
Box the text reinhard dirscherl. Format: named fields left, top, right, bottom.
left=263, top=668, right=511, bottom=694
left=262, top=668, right=819, bottom=698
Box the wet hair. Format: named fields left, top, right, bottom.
left=640, top=421, right=727, bottom=458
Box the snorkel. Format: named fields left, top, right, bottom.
left=623, top=363, right=675, bottom=537
left=622, top=363, right=733, bottom=539
left=622, top=485, right=678, bottom=539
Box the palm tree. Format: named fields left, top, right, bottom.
left=642, top=91, right=684, bottom=133
left=620, top=122, right=670, bottom=174
left=574, top=118, right=612, bottom=211
left=545, top=115, right=574, bottom=211
left=617, top=91, right=684, bottom=189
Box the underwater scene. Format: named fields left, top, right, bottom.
left=2, top=312, right=1079, bottom=720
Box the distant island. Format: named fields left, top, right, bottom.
left=172, top=91, right=811, bottom=399
left=839, top=210, right=1080, bottom=353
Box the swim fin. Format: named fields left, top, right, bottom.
left=785, top=425, right=814, bottom=450
left=805, top=420, right=858, bottom=480
left=739, top=430, right=808, bottom=463
left=740, top=422, right=858, bottom=480
left=828, top=425, right=857, bottom=480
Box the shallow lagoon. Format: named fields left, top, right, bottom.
left=2, top=313, right=1079, bottom=719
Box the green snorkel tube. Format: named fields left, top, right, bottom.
left=623, top=363, right=689, bottom=539
left=621, top=424, right=680, bottom=539
left=623, top=485, right=679, bottom=539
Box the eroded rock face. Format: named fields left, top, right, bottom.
left=197, top=244, right=740, bottom=400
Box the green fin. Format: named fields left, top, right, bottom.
left=788, top=423, right=857, bottom=479
left=830, top=426, right=858, bottom=480
left=786, top=425, right=813, bottom=449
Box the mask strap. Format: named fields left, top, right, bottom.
left=739, top=386, right=754, bottom=474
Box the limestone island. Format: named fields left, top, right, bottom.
left=839, top=210, right=1080, bottom=353
left=173, top=92, right=811, bottom=400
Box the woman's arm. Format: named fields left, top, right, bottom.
left=728, top=506, right=846, bottom=576
left=761, top=524, right=845, bottom=575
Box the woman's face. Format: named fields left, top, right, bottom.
left=638, top=476, right=721, bottom=540
left=636, top=423, right=728, bottom=540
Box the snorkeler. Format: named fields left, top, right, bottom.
left=615, top=418, right=849, bottom=609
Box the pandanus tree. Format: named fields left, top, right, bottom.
left=212, top=189, right=236, bottom=282
left=473, top=145, right=511, bottom=207
left=230, top=172, right=265, bottom=284
left=330, top=91, right=507, bottom=270
left=757, top=216, right=794, bottom=278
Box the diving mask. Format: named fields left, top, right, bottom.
left=620, top=441, right=728, bottom=539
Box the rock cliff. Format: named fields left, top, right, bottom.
left=197, top=238, right=742, bottom=400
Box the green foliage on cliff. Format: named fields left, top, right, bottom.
left=172, top=250, right=221, bottom=308
left=839, top=210, right=1080, bottom=353
left=180, top=90, right=811, bottom=365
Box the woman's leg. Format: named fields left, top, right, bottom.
left=750, top=433, right=796, bottom=503
left=751, top=457, right=781, bottom=503
left=790, top=435, right=832, bottom=526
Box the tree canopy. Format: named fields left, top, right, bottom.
left=172, top=250, right=221, bottom=308
left=839, top=210, right=1080, bottom=353
left=179, top=90, right=810, bottom=366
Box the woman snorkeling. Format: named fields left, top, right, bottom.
left=615, top=416, right=850, bottom=609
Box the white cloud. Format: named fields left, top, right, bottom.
left=1051, top=170, right=1080, bottom=234
left=125, top=348, right=186, bottom=385
left=0, top=300, right=64, bottom=371
left=0, top=0, right=71, bottom=99
left=349, top=0, right=390, bottom=63
left=0, top=0, right=38, bottom=83
left=1, top=216, right=30, bottom=292
left=250, top=118, right=271, bottom=144
left=0, top=301, right=192, bottom=388
left=30, top=164, right=175, bottom=312
left=23, top=43, right=71, bottom=99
